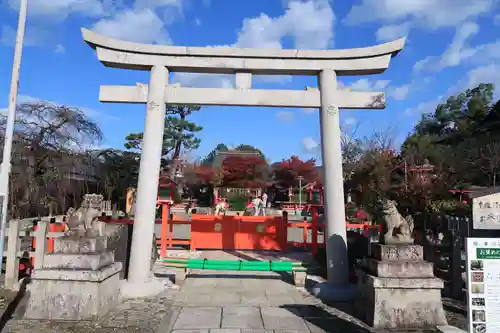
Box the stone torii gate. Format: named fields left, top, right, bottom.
left=82, top=28, right=405, bottom=298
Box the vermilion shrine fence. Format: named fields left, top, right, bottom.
left=101, top=211, right=381, bottom=256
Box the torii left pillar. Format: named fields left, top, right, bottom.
left=123, top=65, right=169, bottom=296
left=312, top=68, right=352, bottom=300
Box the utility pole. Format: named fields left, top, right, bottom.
left=0, top=0, right=28, bottom=268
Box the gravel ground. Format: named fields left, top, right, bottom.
left=442, top=298, right=467, bottom=331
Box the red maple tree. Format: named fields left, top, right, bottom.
left=221, top=155, right=269, bottom=188
left=273, top=156, right=320, bottom=188
left=183, top=163, right=215, bottom=185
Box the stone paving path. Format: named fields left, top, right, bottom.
left=2, top=269, right=464, bottom=332
left=164, top=270, right=371, bottom=333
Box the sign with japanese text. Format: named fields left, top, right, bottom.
left=466, top=238, right=500, bottom=333
left=473, top=193, right=500, bottom=230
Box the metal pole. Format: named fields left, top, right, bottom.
left=298, top=176, right=303, bottom=215
left=404, top=159, right=408, bottom=192
left=0, top=0, right=28, bottom=268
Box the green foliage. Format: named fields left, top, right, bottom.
left=124, top=104, right=203, bottom=166
left=402, top=83, right=500, bottom=188
left=428, top=199, right=470, bottom=216
left=227, top=195, right=247, bottom=211
left=201, top=143, right=229, bottom=166
left=233, top=144, right=265, bottom=159
left=95, top=148, right=139, bottom=206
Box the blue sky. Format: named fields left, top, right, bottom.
left=0, top=0, right=499, bottom=163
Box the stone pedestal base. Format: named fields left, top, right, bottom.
left=311, top=281, right=356, bottom=302
left=356, top=269, right=447, bottom=329
left=25, top=262, right=122, bottom=320
left=120, top=274, right=178, bottom=299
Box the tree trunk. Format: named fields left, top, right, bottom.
left=170, top=114, right=186, bottom=179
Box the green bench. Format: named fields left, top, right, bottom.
left=161, top=258, right=317, bottom=286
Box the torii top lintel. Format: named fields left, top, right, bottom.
left=81, top=28, right=406, bottom=76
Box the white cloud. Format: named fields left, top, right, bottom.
left=194, top=18, right=201, bottom=26
left=405, top=64, right=500, bottom=116
left=54, top=44, right=65, bottom=53
left=0, top=23, right=53, bottom=47
left=6, top=0, right=111, bottom=18
left=414, top=22, right=479, bottom=72
left=276, top=110, right=294, bottom=123
left=303, top=108, right=318, bottom=114
left=91, top=8, right=170, bottom=44
left=470, top=39, right=500, bottom=66
left=345, top=77, right=433, bottom=102
left=234, top=0, right=334, bottom=50
left=388, top=84, right=411, bottom=100
left=302, top=137, right=320, bottom=152
left=344, top=0, right=494, bottom=30
left=134, top=0, right=182, bottom=9
left=176, top=0, right=334, bottom=87
left=389, top=77, right=433, bottom=103
left=463, top=64, right=500, bottom=97
left=173, top=73, right=234, bottom=88
left=376, top=22, right=412, bottom=42
left=345, top=78, right=414, bottom=100
left=348, top=79, right=391, bottom=91
left=2, top=0, right=125, bottom=48
left=343, top=117, right=357, bottom=126
left=0, top=94, right=118, bottom=121
left=405, top=98, right=441, bottom=115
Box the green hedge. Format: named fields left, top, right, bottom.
left=228, top=195, right=247, bottom=211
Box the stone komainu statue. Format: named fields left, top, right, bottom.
left=381, top=199, right=414, bottom=245
left=65, top=194, right=105, bottom=236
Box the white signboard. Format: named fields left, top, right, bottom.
left=466, top=238, right=500, bottom=333
left=473, top=193, right=500, bottom=229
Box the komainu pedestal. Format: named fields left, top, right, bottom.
left=355, top=244, right=447, bottom=330
left=25, top=236, right=122, bottom=320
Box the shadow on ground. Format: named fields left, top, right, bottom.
left=281, top=304, right=371, bottom=333
left=187, top=272, right=284, bottom=280
left=0, top=278, right=30, bottom=331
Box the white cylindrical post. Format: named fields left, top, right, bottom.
left=298, top=176, right=303, bottom=215
left=0, top=0, right=28, bottom=268
left=318, top=68, right=349, bottom=286
left=127, top=65, right=168, bottom=285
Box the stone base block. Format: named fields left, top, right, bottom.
left=54, top=236, right=107, bottom=254
left=363, top=258, right=434, bottom=278
left=292, top=271, right=306, bottom=287
left=372, top=243, right=423, bottom=262
left=42, top=251, right=114, bottom=271
left=174, top=268, right=188, bottom=284
left=24, top=262, right=122, bottom=320
left=355, top=270, right=447, bottom=330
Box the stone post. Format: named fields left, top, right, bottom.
left=127, top=65, right=168, bottom=286
left=33, top=221, right=48, bottom=270
left=318, top=69, right=349, bottom=286
left=450, top=230, right=462, bottom=299
left=5, top=219, right=20, bottom=290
